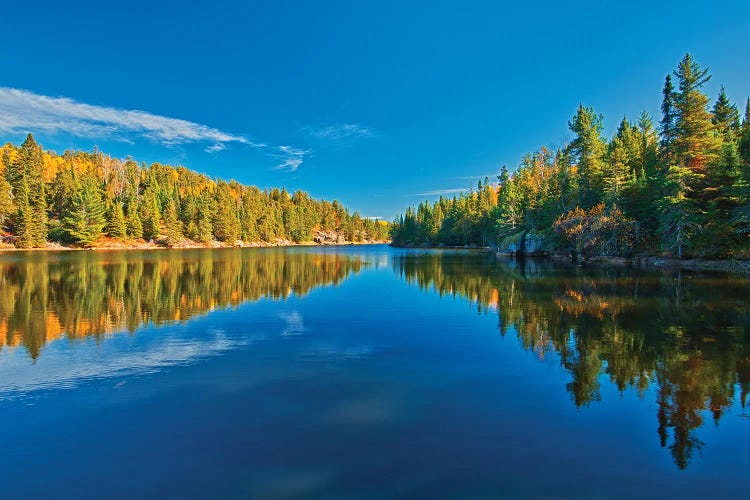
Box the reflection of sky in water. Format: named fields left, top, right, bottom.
left=0, top=247, right=747, bottom=498
left=0, top=328, right=244, bottom=398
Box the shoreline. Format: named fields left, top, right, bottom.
left=500, top=251, right=750, bottom=274
left=391, top=244, right=750, bottom=274
left=0, top=239, right=392, bottom=253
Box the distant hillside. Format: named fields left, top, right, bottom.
left=0, top=135, right=389, bottom=249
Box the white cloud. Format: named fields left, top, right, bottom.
left=273, top=145, right=311, bottom=172
left=305, top=123, right=375, bottom=141
left=0, top=87, right=257, bottom=150
left=414, top=188, right=469, bottom=196
left=280, top=310, right=305, bottom=336
left=0, top=87, right=319, bottom=172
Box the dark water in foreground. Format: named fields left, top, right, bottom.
left=0, top=246, right=748, bottom=498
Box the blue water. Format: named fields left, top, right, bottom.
left=0, top=245, right=747, bottom=498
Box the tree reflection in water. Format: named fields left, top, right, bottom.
left=0, top=248, right=363, bottom=360
left=393, top=251, right=750, bottom=469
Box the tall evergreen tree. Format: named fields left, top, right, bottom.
left=567, top=104, right=606, bottom=207
left=0, top=176, right=13, bottom=230
left=107, top=202, right=128, bottom=239
left=740, top=98, right=750, bottom=168
left=163, top=200, right=183, bottom=246
left=11, top=134, right=48, bottom=248
left=660, top=74, right=677, bottom=164
left=63, top=176, right=106, bottom=246
left=126, top=200, right=144, bottom=239
left=672, top=53, right=720, bottom=174
left=712, top=86, right=740, bottom=138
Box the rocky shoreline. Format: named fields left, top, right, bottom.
left=391, top=240, right=750, bottom=274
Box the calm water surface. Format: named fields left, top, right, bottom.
left=0, top=246, right=748, bottom=498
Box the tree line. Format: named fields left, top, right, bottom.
left=391, top=54, right=750, bottom=258
left=0, top=136, right=389, bottom=248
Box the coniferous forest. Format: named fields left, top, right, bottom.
left=391, top=54, right=750, bottom=259
left=0, top=136, right=389, bottom=248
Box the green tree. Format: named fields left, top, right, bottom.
left=126, top=201, right=144, bottom=239
left=568, top=104, right=607, bottom=207
left=672, top=54, right=721, bottom=175
left=63, top=176, right=106, bottom=246
left=0, top=176, right=13, bottom=230
left=740, top=98, right=750, bottom=167
left=162, top=200, right=183, bottom=246
left=10, top=134, right=48, bottom=248
left=659, top=165, right=703, bottom=258
left=107, top=202, right=128, bottom=239
left=712, top=86, right=740, bottom=138
left=660, top=74, right=677, bottom=160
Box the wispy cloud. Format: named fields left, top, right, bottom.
left=454, top=173, right=497, bottom=180
left=273, top=145, right=311, bottom=172
left=0, top=87, right=258, bottom=151
left=304, top=123, right=375, bottom=142
left=0, top=87, right=318, bottom=171
left=414, top=188, right=469, bottom=197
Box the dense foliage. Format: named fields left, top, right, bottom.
left=0, top=138, right=389, bottom=247
left=392, top=54, right=750, bottom=258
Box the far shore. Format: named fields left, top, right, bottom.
left=391, top=243, right=750, bottom=274
left=0, top=238, right=391, bottom=253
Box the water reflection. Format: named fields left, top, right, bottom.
left=393, top=251, right=750, bottom=469
left=0, top=248, right=364, bottom=360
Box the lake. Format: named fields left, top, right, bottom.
left=0, top=245, right=747, bottom=498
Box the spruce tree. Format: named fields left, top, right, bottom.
left=12, top=134, right=47, bottom=248
left=163, top=200, right=183, bottom=246
left=604, top=136, right=631, bottom=206
left=672, top=53, right=720, bottom=174
left=712, top=86, right=740, bottom=138
left=660, top=74, right=676, bottom=164
left=107, top=202, right=128, bottom=239
left=0, top=176, right=13, bottom=231
left=659, top=165, right=703, bottom=258
left=740, top=98, right=750, bottom=168
left=567, top=104, right=606, bottom=208
left=126, top=202, right=144, bottom=239
left=63, top=176, right=106, bottom=246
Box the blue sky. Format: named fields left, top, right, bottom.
left=1, top=0, right=749, bottom=219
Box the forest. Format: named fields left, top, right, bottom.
left=0, top=136, right=389, bottom=248
left=391, top=54, right=750, bottom=259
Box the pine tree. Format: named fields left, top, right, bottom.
left=660, top=74, right=676, bottom=164
left=740, top=98, right=750, bottom=168
left=163, top=200, right=183, bottom=246
left=197, top=211, right=214, bottom=243
left=604, top=136, right=631, bottom=206
left=63, top=176, right=106, bottom=246
left=126, top=201, right=144, bottom=239
left=659, top=165, right=703, bottom=258
left=140, top=188, right=161, bottom=240
left=212, top=182, right=240, bottom=243
left=712, top=86, right=740, bottom=138
left=0, top=176, right=13, bottom=230
left=672, top=54, right=721, bottom=174
left=12, top=134, right=47, bottom=248
left=567, top=104, right=606, bottom=207
left=107, top=202, right=128, bottom=239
